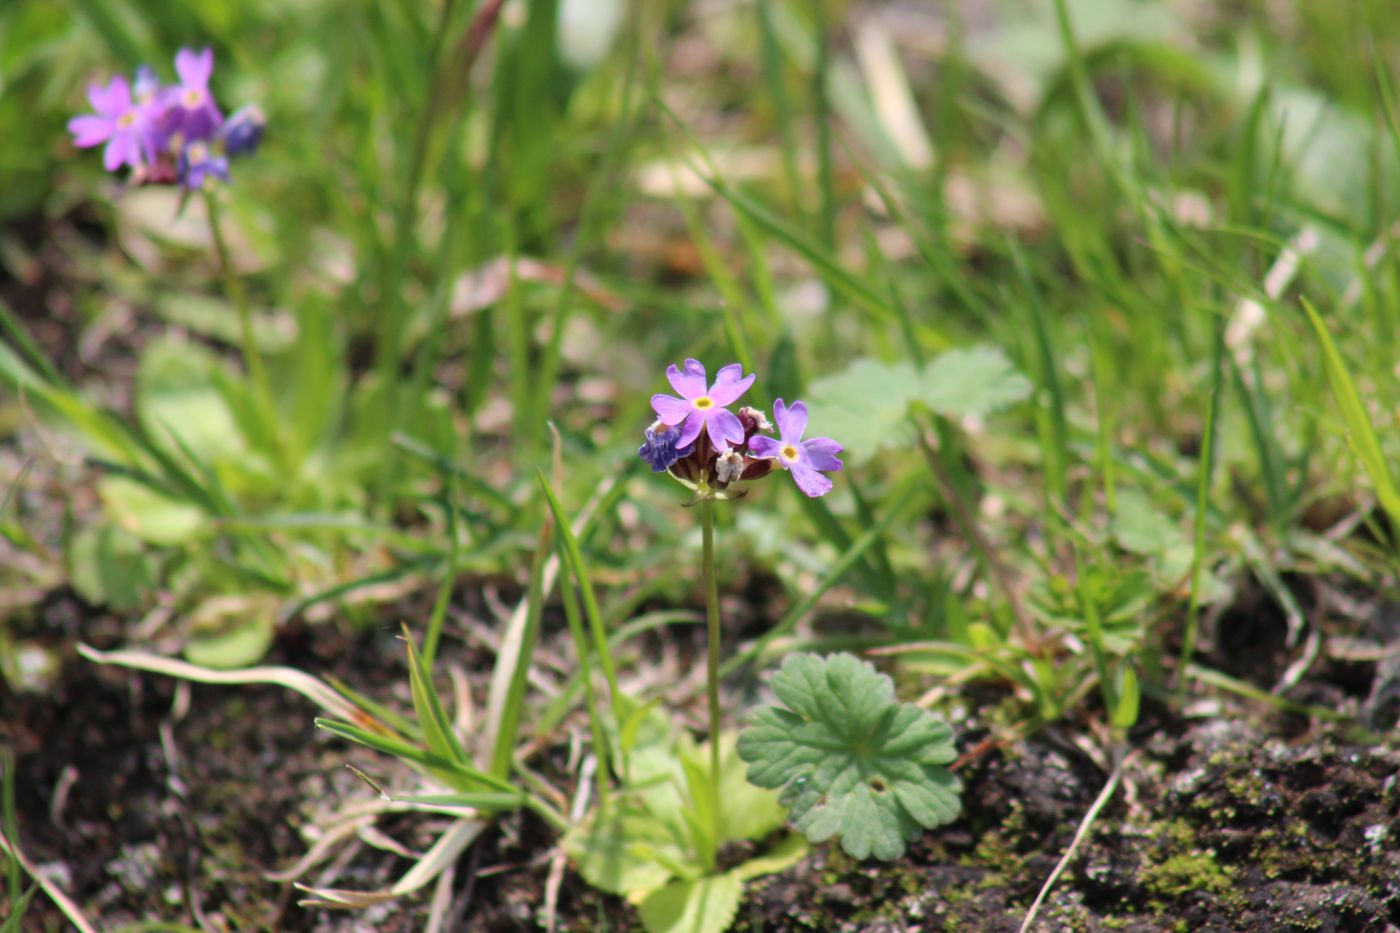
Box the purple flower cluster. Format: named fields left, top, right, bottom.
left=640, top=359, right=843, bottom=499
left=67, top=48, right=264, bottom=190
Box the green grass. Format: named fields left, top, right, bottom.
left=3, top=0, right=1400, bottom=926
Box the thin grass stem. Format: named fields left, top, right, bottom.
left=1176, top=316, right=1225, bottom=698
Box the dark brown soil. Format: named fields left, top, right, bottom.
left=4, top=590, right=1399, bottom=932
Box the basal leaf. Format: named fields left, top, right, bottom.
left=562, top=804, right=685, bottom=896
left=68, top=525, right=157, bottom=612
left=135, top=337, right=245, bottom=465
left=99, top=475, right=208, bottom=546
left=737, top=653, right=962, bottom=861
left=183, top=594, right=279, bottom=669
left=1112, top=489, right=1188, bottom=558
left=636, top=871, right=742, bottom=933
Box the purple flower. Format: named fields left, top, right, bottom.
left=650, top=359, right=756, bottom=450
left=220, top=104, right=266, bottom=158
left=638, top=420, right=694, bottom=473
left=178, top=141, right=229, bottom=189
left=162, top=47, right=222, bottom=142
left=67, top=74, right=159, bottom=171
left=748, top=398, right=843, bottom=497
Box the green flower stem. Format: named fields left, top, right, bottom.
left=204, top=191, right=277, bottom=449
left=700, top=497, right=723, bottom=862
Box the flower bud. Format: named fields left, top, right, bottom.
left=738, top=406, right=772, bottom=444
left=740, top=457, right=773, bottom=482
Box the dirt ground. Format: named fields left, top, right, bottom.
left=5, top=586, right=1399, bottom=932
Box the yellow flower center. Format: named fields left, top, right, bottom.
left=781, top=444, right=799, bottom=460
left=693, top=396, right=714, bottom=410
left=183, top=88, right=205, bottom=108
left=117, top=111, right=136, bottom=129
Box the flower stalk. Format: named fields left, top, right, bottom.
left=204, top=191, right=278, bottom=450
left=700, top=496, right=723, bottom=860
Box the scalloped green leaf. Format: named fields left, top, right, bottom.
left=918, top=346, right=1033, bottom=420
left=737, top=653, right=962, bottom=861
left=805, top=358, right=921, bottom=465
left=805, top=349, right=1031, bottom=465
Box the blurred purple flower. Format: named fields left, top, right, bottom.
left=179, top=141, right=229, bottom=189
left=748, top=398, right=843, bottom=497
left=67, top=75, right=159, bottom=171
left=220, top=104, right=266, bottom=158
left=162, top=47, right=223, bottom=141
left=650, top=359, right=755, bottom=450
left=70, top=48, right=264, bottom=188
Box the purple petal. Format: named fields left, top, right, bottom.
left=675, top=412, right=704, bottom=448
left=68, top=114, right=113, bottom=147
left=782, top=400, right=809, bottom=442
left=802, top=437, right=844, bottom=472
left=789, top=460, right=834, bottom=497
left=748, top=435, right=783, bottom=459
left=102, top=134, right=137, bottom=171
left=176, top=47, right=214, bottom=87
left=666, top=359, right=708, bottom=399
left=708, top=367, right=755, bottom=407
left=91, top=75, right=130, bottom=115
left=706, top=408, right=745, bottom=449
left=651, top=394, right=692, bottom=425
left=771, top=398, right=802, bottom=443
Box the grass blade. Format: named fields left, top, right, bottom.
left=400, top=625, right=470, bottom=767
left=1301, top=297, right=1400, bottom=531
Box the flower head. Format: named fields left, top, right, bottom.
left=748, top=398, right=843, bottom=497
left=640, top=363, right=836, bottom=502
left=650, top=359, right=756, bottom=451
left=162, top=47, right=223, bottom=142
left=67, top=74, right=159, bottom=172
left=70, top=49, right=263, bottom=188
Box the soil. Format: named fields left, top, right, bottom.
left=5, top=586, right=1399, bottom=933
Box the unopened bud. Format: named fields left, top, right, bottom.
left=738, top=406, right=772, bottom=443
left=740, top=457, right=773, bottom=482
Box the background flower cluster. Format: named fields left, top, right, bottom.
left=67, top=47, right=263, bottom=189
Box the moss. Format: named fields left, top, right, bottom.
left=966, top=829, right=1020, bottom=889
left=939, top=879, right=980, bottom=908
left=1143, top=849, right=1233, bottom=901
